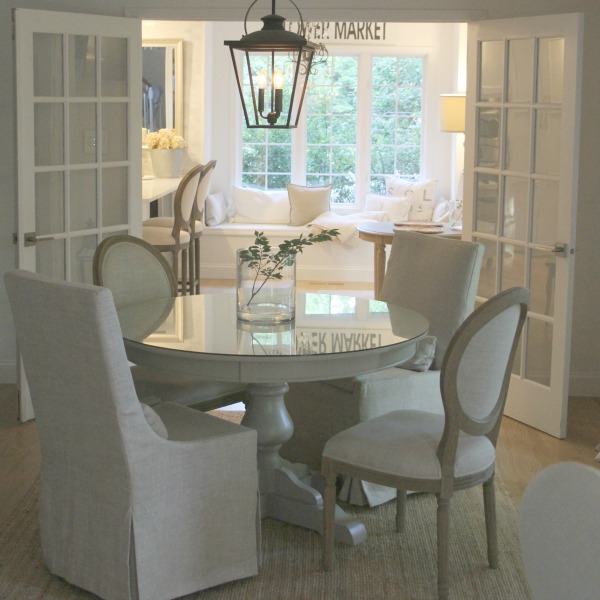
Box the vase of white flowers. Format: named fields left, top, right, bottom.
left=145, top=129, right=186, bottom=178
left=236, top=229, right=339, bottom=323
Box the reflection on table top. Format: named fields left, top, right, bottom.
left=141, top=177, right=181, bottom=202
left=117, top=292, right=429, bottom=359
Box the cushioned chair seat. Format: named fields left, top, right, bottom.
left=142, top=224, right=191, bottom=245
left=324, top=410, right=496, bottom=481
left=143, top=216, right=204, bottom=234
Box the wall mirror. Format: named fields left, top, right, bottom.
left=142, top=39, right=183, bottom=135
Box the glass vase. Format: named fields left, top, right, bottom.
left=236, top=249, right=296, bottom=323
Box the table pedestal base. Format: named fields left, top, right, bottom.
left=242, top=382, right=367, bottom=546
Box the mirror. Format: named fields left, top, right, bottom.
left=142, top=39, right=183, bottom=134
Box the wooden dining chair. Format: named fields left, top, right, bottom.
left=142, top=163, right=202, bottom=295
left=143, top=160, right=216, bottom=294
left=321, top=287, right=529, bottom=600
left=93, top=234, right=249, bottom=410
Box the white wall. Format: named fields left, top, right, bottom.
left=1, top=0, right=599, bottom=398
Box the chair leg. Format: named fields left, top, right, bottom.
left=188, top=240, right=195, bottom=295
left=322, top=472, right=337, bottom=571
left=483, top=476, right=498, bottom=568
left=396, top=489, right=407, bottom=532
left=171, top=251, right=181, bottom=296
left=436, top=494, right=451, bottom=600
left=194, top=237, right=201, bottom=294
left=181, top=248, right=188, bottom=296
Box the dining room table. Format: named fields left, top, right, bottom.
left=116, top=291, right=429, bottom=546
left=357, top=221, right=462, bottom=299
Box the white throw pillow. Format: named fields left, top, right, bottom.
left=409, top=198, right=435, bottom=221
left=385, top=176, right=438, bottom=202
left=232, top=186, right=290, bottom=224
left=365, top=194, right=412, bottom=222
left=433, top=198, right=451, bottom=222
left=204, top=192, right=228, bottom=226
left=287, top=183, right=332, bottom=226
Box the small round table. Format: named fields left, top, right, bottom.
left=118, top=292, right=429, bottom=546
left=357, top=221, right=462, bottom=299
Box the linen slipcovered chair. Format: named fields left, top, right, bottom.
left=93, top=234, right=248, bottom=410
left=519, top=462, right=600, bottom=600
left=280, top=231, right=484, bottom=506
left=5, top=270, right=260, bottom=600
left=142, top=163, right=202, bottom=295
left=322, top=287, right=529, bottom=600
left=143, top=160, right=216, bottom=294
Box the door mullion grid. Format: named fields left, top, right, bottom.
left=62, top=32, right=72, bottom=281
left=96, top=34, right=103, bottom=243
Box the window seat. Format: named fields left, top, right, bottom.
left=199, top=223, right=374, bottom=283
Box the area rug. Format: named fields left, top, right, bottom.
left=0, top=473, right=530, bottom=600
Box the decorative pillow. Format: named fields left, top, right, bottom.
left=232, top=186, right=290, bottom=224
left=141, top=402, right=169, bottom=438
left=204, top=192, right=228, bottom=226
left=287, top=183, right=333, bottom=226
left=364, top=194, right=412, bottom=222
left=385, top=176, right=438, bottom=202
left=409, top=198, right=435, bottom=221
left=397, top=336, right=437, bottom=372
left=433, top=198, right=451, bottom=222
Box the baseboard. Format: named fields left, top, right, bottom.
left=0, top=361, right=16, bottom=384
left=569, top=372, right=600, bottom=397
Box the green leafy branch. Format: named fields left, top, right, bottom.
left=238, top=229, right=340, bottom=306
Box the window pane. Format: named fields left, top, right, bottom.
left=370, top=56, right=423, bottom=191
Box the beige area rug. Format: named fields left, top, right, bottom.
left=0, top=413, right=531, bottom=600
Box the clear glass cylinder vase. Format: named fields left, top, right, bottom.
left=236, top=249, right=296, bottom=323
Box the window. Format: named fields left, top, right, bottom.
left=240, top=53, right=425, bottom=206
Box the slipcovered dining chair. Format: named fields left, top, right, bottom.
left=93, top=234, right=248, bottom=410
left=519, top=461, right=600, bottom=600
left=4, top=269, right=260, bottom=600
left=142, top=163, right=202, bottom=295
left=143, top=160, right=216, bottom=294
left=281, top=231, right=484, bottom=506
left=322, top=287, right=530, bottom=600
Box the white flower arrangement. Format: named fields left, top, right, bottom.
left=145, top=128, right=186, bottom=150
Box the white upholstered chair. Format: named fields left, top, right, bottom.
left=519, top=461, right=600, bottom=600
left=281, top=231, right=484, bottom=506
left=93, top=234, right=248, bottom=410
left=142, top=163, right=202, bottom=295
left=143, top=160, right=216, bottom=294
left=5, top=269, right=260, bottom=600
left=322, top=287, right=529, bottom=600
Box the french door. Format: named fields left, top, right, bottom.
left=464, top=14, right=582, bottom=437
left=14, top=9, right=141, bottom=421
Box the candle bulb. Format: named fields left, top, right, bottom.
left=257, top=70, right=267, bottom=114
left=273, top=70, right=283, bottom=115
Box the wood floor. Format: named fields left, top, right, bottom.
left=1, top=279, right=599, bottom=528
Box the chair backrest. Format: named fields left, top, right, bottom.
left=193, top=160, right=217, bottom=227
left=172, top=163, right=203, bottom=234
left=4, top=270, right=147, bottom=488
left=518, top=461, right=600, bottom=600
left=93, top=234, right=177, bottom=306
left=438, top=287, right=529, bottom=476
left=380, top=231, right=484, bottom=369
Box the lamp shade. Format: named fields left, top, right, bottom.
left=440, top=94, right=466, bottom=133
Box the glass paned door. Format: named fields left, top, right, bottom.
left=15, top=9, right=141, bottom=420
left=465, top=14, right=582, bottom=438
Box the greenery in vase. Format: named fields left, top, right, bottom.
left=238, top=229, right=340, bottom=306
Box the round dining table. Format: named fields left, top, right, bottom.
left=117, top=291, right=429, bottom=546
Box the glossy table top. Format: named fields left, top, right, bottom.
left=118, top=292, right=429, bottom=384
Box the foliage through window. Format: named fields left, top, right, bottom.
left=240, top=54, right=424, bottom=205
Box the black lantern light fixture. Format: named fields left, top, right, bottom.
left=224, top=0, right=327, bottom=129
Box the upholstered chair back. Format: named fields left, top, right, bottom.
left=380, top=231, right=484, bottom=370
